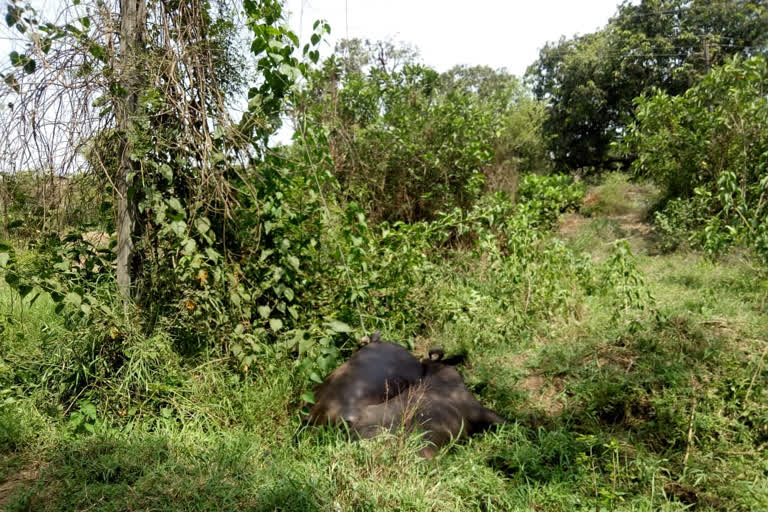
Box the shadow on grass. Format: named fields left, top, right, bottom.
left=472, top=312, right=764, bottom=510
left=5, top=434, right=323, bottom=512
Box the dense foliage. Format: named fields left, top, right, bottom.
left=1, top=1, right=768, bottom=510
left=527, top=0, right=768, bottom=172
left=296, top=42, right=549, bottom=222
left=624, top=55, right=768, bottom=261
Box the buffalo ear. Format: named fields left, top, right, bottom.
left=428, top=347, right=444, bottom=361
left=370, top=330, right=382, bottom=343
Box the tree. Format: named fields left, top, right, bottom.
left=2, top=0, right=252, bottom=299
left=441, top=65, right=551, bottom=187
left=623, top=56, right=768, bottom=261
left=296, top=43, right=549, bottom=221
left=116, top=0, right=147, bottom=298
left=1, top=0, right=324, bottom=343
left=527, top=0, right=768, bottom=172
left=296, top=42, right=491, bottom=222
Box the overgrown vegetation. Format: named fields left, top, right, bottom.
left=625, top=55, right=768, bottom=263
left=1, top=0, right=767, bottom=510
left=296, top=42, right=549, bottom=222
left=527, top=0, right=768, bottom=172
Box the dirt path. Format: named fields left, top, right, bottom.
left=0, top=462, right=39, bottom=510
left=558, top=181, right=658, bottom=255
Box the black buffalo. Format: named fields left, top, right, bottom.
left=308, top=331, right=424, bottom=426
left=307, top=333, right=505, bottom=457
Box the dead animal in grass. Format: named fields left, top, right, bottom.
left=307, top=332, right=506, bottom=457
left=307, top=331, right=424, bottom=426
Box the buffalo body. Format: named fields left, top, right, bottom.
left=354, top=360, right=506, bottom=457
left=307, top=332, right=506, bottom=457
left=308, top=336, right=423, bottom=426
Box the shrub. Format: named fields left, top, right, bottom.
left=623, top=55, right=768, bottom=263
left=516, top=174, right=585, bottom=228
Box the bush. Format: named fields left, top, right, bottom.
left=516, top=174, right=585, bottom=228
left=652, top=197, right=709, bottom=253
left=624, top=55, right=768, bottom=263
left=297, top=46, right=550, bottom=223
left=580, top=172, right=637, bottom=217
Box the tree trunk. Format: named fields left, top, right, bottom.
left=116, top=0, right=147, bottom=299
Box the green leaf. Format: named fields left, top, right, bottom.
left=4, top=272, right=19, bottom=287
left=5, top=6, right=21, bottom=27
left=298, top=337, right=313, bottom=355
left=0, top=252, right=9, bottom=268
left=300, top=390, right=316, bottom=404
left=80, top=401, right=97, bottom=419
left=17, top=284, right=33, bottom=298
left=68, top=412, right=84, bottom=429
left=195, top=217, right=211, bottom=235
left=326, top=319, right=352, bottom=333
left=159, top=164, right=173, bottom=182
left=286, top=255, right=299, bottom=270
left=182, top=238, right=197, bottom=256
left=283, top=287, right=294, bottom=301
left=23, top=57, right=36, bottom=74
left=65, top=292, right=82, bottom=308
left=3, top=73, right=20, bottom=93
left=205, top=248, right=220, bottom=261
left=167, top=197, right=184, bottom=213
left=257, top=305, right=271, bottom=319
left=170, top=220, right=186, bottom=237
left=269, top=318, right=283, bottom=331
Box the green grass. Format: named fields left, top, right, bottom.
left=2, top=184, right=768, bottom=510
left=581, top=172, right=659, bottom=219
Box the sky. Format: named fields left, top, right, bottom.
left=0, top=0, right=632, bottom=152
left=282, top=0, right=628, bottom=76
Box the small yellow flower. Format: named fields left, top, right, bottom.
left=197, top=269, right=209, bottom=286
left=185, top=300, right=196, bottom=311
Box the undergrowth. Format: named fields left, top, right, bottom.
left=2, top=174, right=767, bottom=511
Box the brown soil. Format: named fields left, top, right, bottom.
left=0, top=463, right=40, bottom=510
left=503, top=352, right=567, bottom=418
left=558, top=185, right=656, bottom=254
left=519, top=373, right=567, bottom=417
left=557, top=212, right=587, bottom=239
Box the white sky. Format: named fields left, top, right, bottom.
left=283, top=0, right=627, bottom=76
left=0, top=0, right=631, bottom=150
left=0, top=1, right=629, bottom=79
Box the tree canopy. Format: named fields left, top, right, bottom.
left=527, top=0, right=768, bottom=172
